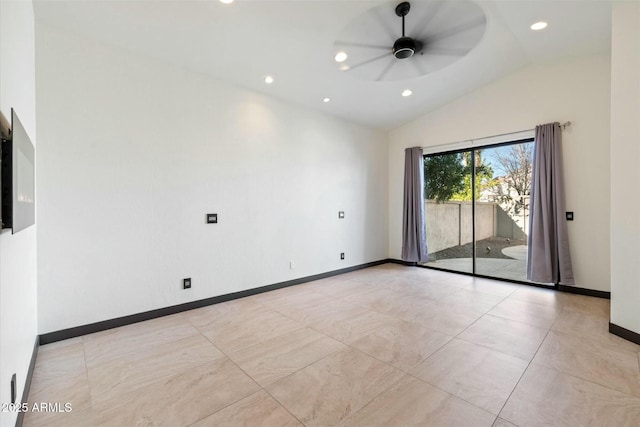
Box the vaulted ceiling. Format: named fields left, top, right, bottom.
left=33, top=0, right=612, bottom=130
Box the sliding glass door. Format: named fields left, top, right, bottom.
left=423, top=151, right=473, bottom=273
left=422, top=139, right=535, bottom=283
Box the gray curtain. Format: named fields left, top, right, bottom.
left=401, top=147, right=429, bottom=263
left=527, top=123, right=574, bottom=285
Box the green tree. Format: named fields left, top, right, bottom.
left=424, top=153, right=466, bottom=202
left=451, top=150, right=496, bottom=201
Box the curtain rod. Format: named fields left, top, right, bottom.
left=421, top=121, right=571, bottom=152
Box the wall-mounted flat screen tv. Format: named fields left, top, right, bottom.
left=1, top=109, right=35, bottom=234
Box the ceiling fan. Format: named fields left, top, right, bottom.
left=334, top=0, right=487, bottom=82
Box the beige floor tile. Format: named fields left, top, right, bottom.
left=190, top=390, right=303, bottom=427
left=310, top=278, right=380, bottom=300
left=443, top=276, right=521, bottom=297
left=350, top=273, right=414, bottom=287
left=440, top=289, right=507, bottom=313
left=340, top=375, right=495, bottom=427
left=264, top=290, right=337, bottom=322
left=228, top=327, right=345, bottom=386
left=458, top=315, right=548, bottom=361
left=411, top=339, right=528, bottom=415
left=183, top=297, right=270, bottom=331
left=31, top=339, right=86, bottom=380
left=387, top=280, right=462, bottom=301
left=93, top=357, right=259, bottom=427
left=202, top=310, right=304, bottom=354
left=553, top=307, right=608, bottom=337
left=553, top=308, right=640, bottom=352
left=533, top=330, right=640, bottom=397
left=23, top=406, right=94, bottom=427
left=500, top=363, right=640, bottom=427
left=87, top=334, right=223, bottom=401
left=508, top=286, right=565, bottom=308
left=342, top=287, right=412, bottom=311
left=28, top=370, right=91, bottom=415
left=562, top=294, right=610, bottom=318
left=344, top=287, right=436, bottom=321
left=307, top=308, right=402, bottom=344
left=281, top=297, right=369, bottom=326
left=492, top=418, right=518, bottom=427
left=266, top=347, right=404, bottom=427
left=489, top=298, right=561, bottom=329
left=256, top=287, right=330, bottom=310
left=350, top=321, right=452, bottom=371
left=395, top=267, right=456, bottom=283
left=403, top=303, right=485, bottom=336
left=83, top=314, right=200, bottom=368
left=23, top=340, right=92, bottom=427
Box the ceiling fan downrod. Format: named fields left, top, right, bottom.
left=393, top=2, right=420, bottom=59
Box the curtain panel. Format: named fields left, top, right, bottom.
left=401, top=147, right=429, bottom=263
left=527, top=122, right=574, bottom=285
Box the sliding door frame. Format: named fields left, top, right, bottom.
left=421, top=137, right=548, bottom=287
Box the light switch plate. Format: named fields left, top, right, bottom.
left=206, top=213, right=218, bottom=224
left=338, top=211, right=345, bottom=219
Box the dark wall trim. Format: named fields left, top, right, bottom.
left=387, top=258, right=417, bottom=267
left=609, top=323, right=640, bottom=346
left=39, top=259, right=389, bottom=345
left=557, top=284, right=610, bottom=299
left=15, top=337, right=39, bottom=427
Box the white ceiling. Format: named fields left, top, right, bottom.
left=33, top=0, right=612, bottom=130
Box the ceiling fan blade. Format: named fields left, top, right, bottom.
left=415, top=0, right=446, bottom=40
left=347, top=52, right=392, bottom=71
left=335, top=41, right=391, bottom=51
left=371, top=6, right=397, bottom=42
left=375, top=58, right=397, bottom=81
left=422, top=47, right=470, bottom=56
left=410, top=59, right=427, bottom=77
left=425, top=17, right=486, bottom=43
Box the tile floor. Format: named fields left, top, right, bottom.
left=23, top=264, right=640, bottom=427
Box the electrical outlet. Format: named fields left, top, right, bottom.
left=566, top=211, right=574, bottom=221
left=206, top=213, right=218, bottom=224
left=183, top=278, right=191, bottom=289
left=338, top=211, right=345, bottom=219
left=11, top=373, right=16, bottom=404
left=289, top=261, right=295, bottom=270
left=340, top=252, right=345, bottom=260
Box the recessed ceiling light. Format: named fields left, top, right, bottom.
left=323, top=97, right=331, bottom=103
left=339, top=65, right=350, bottom=72
left=530, top=21, right=548, bottom=31
left=264, top=75, right=274, bottom=84
left=402, top=89, right=413, bottom=97
left=219, top=0, right=234, bottom=4
left=334, top=51, right=348, bottom=63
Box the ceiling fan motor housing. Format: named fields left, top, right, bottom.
left=393, top=37, right=416, bottom=59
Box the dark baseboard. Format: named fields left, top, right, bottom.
left=609, top=323, right=640, bottom=346
left=557, top=284, right=610, bottom=299
left=387, top=258, right=418, bottom=266
left=15, top=337, right=39, bottom=427
left=39, top=259, right=389, bottom=345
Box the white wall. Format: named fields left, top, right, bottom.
left=610, top=1, right=640, bottom=334
left=0, top=1, right=38, bottom=426
left=35, top=24, right=388, bottom=334
left=389, top=54, right=612, bottom=292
